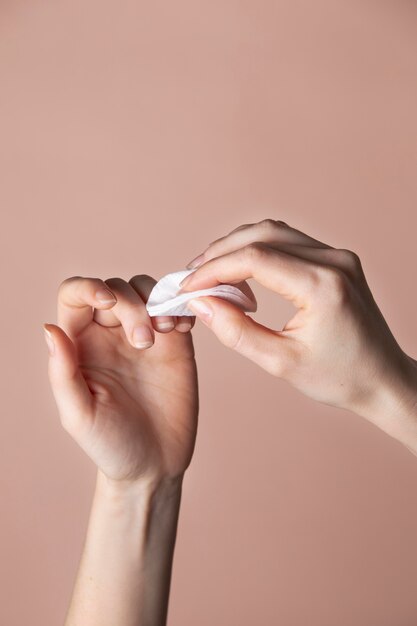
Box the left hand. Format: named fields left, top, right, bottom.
left=43, top=274, right=199, bottom=485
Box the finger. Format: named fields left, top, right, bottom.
left=94, top=277, right=155, bottom=349
left=128, top=274, right=176, bottom=333
left=210, top=242, right=360, bottom=279
left=130, top=274, right=196, bottom=333
left=43, top=323, right=94, bottom=434
left=174, top=314, right=195, bottom=333
left=153, top=314, right=176, bottom=332
left=188, top=219, right=332, bottom=268
left=57, top=276, right=117, bottom=338
left=179, top=242, right=320, bottom=309
left=186, top=296, right=298, bottom=377
left=228, top=219, right=331, bottom=246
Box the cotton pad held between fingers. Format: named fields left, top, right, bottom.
left=145, top=269, right=257, bottom=317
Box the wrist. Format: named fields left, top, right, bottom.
left=95, top=468, right=184, bottom=506
left=353, top=351, right=417, bottom=453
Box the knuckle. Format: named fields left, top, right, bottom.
left=258, top=218, right=280, bottom=233
left=259, top=217, right=277, bottom=227
left=257, top=218, right=288, bottom=232
left=336, top=248, right=363, bottom=274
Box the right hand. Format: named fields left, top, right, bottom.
left=179, top=219, right=417, bottom=449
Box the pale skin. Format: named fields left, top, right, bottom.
left=43, top=219, right=417, bottom=626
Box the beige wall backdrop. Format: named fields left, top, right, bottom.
left=1, top=1, right=417, bottom=624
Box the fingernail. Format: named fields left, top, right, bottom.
left=155, top=320, right=175, bottom=332
left=95, top=288, right=117, bottom=304
left=43, top=324, right=55, bottom=356
left=133, top=325, right=154, bottom=349
left=187, top=299, right=213, bottom=324
left=177, top=276, right=192, bottom=293
left=186, top=253, right=205, bottom=269
left=175, top=319, right=192, bottom=332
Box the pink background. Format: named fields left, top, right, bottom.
left=1, top=1, right=417, bottom=624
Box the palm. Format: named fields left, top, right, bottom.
left=72, top=321, right=198, bottom=482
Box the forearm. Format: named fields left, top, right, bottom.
left=64, top=469, right=183, bottom=626
left=352, top=351, right=417, bottom=454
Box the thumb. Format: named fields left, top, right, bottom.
left=43, top=323, right=93, bottom=430
left=187, top=297, right=294, bottom=377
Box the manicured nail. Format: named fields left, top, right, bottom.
left=43, top=324, right=55, bottom=356
left=186, top=253, right=205, bottom=269
left=133, top=325, right=154, bottom=349
left=95, top=288, right=117, bottom=304
left=187, top=299, right=213, bottom=324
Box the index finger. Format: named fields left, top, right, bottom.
left=178, top=242, right=318, bottom=309
left=57, top=276, right=117, bottom=338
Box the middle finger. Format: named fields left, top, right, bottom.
left=129, top=274, right=196, bottom=334
left=94, top=277, right=155, bottom=349
left=129, top=274, right=175, bottom=333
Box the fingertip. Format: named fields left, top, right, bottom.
left=152, top=315, right=176, bottom=333
left=95, top=287, right=117, bottom=307
left=43, top=323, right=55, bottom=356
left=132, top=324, right=155, bottom=349
left=175, top=315, right=193, bottom=332
left=187, top=298, right=213, bottom=325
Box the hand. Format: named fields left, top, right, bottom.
left=180, top=219, right=417, bottom=448
left=43, top=275, right=198, bottom=485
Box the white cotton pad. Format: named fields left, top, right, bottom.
left=146, top=268, right=257, bottom=317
